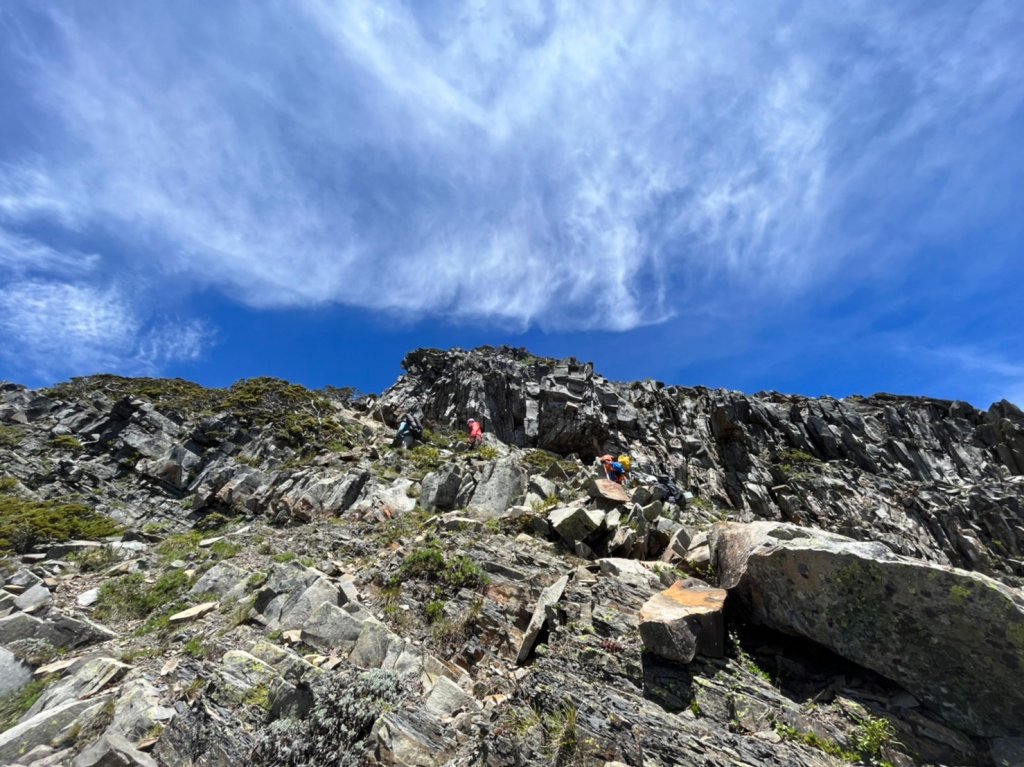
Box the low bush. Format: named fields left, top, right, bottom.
left=155, top=532, right=204, bottom=562
left=94, top=570, right=191, bottom=622
left=49, top=435, right=83, bottom=452
left=0, top=424, right=23, bottom=448
left=250, top=668, right=405, bottom=767
left=0, top=495, right=121, bottom=554
left=397, top=545, right=489, bottom=591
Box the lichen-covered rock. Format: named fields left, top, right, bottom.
left=26, top=657, right=130, bottom=718
left=252, top=562, right=342, bottom=631
left=0, top=697, right=110, bottom=765
left=710, top=521, right=1024, bottom=737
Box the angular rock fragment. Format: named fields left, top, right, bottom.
left=167, top=601, right=218, bottom=624
left=301, top=602, right=373, bottom=653
left=516, top=574, right=570, bottom=664
left=548, top=505, right=604, bottom=544
left=639, top=579, right=726, bottom=663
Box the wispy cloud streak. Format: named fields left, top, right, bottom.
left=0, top=0, right=1021, bottom=377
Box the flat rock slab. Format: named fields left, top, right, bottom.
left=710, top=521, right=1024, bottom=738
left=639, top=580, right=726, bottom=663
left=14, top=583, right=52, bottom=612
left=73, top=732, right=158, bottom=767
left=168, top=601, right=218, bottom=624
left=587, top=478, right=630, bottom=504
left=516, top=574, right=570, bottom=664
left=0, top=697, right=105, bottom=765
left=27, top=657, right=130, bottom=718
left=0, top=611, right=116, bottom=649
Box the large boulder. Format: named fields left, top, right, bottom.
left=586, top=478, right=630, bottom=505
left=467, top=456, right=527, bottom=515
left=710, top=521, right=1024, bottom=737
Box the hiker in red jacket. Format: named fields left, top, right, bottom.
left=467, top=418, right=484, bottom=449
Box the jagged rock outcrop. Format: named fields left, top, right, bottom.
left=379, top=346, right=1024, bottom=585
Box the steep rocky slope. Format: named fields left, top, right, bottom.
left=0, top=347, right=1021, bottom=767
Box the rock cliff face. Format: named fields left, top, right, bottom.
left=381, top=346, right=1024, bottom=583
left=0, top=348, right=1021, bottom=767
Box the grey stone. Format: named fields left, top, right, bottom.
left=516, top=574, right=570, bottom=664
left=548, top=505, right=604, bottom=543
left=0, top=697, right=105, bottom=765
left=27, top=657, right=130, bottom=718
left=188, top=561, right=248, bottom=598
left=107, top=677, right=176, bottom=742
left=252, top=562, right=342, bottom=631
left=372, top=712, right=448, bottom=767
left=467, top=456, right=527, bottom=515
left=350, top=619, right=397, bottom=669
left=73, top=732, right=158, bottom=767
left=301, top=602, right=370, bottom=653
left=14, top=584, right=51, bottom=612
left=0, top=646, right=32, bottom=696
left=711, top=521, right=1024, bottom=737
left=528, top=474, right=557, bottom=500
left=424, top=676, right=478, bottom=718
left=660, top=527, right=692, bottom=564
left=0, top=611, right=116, bottom=649
left=420, top=465, right=473, bottom=512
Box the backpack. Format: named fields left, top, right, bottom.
left=617, top=454, right=631, bottom=473
left=407, top=416, right=423, bottom=439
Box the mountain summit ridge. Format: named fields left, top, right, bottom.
left=0, top=346, right=1022, bottom=766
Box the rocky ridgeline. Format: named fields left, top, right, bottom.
left=0, top=348, right=1019, bottom=766
left=380, top=346, right=1024, bottom=583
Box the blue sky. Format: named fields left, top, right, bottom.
left=1, top=1, right=1023, bottom=407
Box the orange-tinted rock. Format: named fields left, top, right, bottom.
left=639, top=579, right=726, bottom=663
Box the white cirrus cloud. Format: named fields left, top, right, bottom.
left=0, top=280, right=208, bottom=381
left=0, top=0, right=1020, bottom=344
